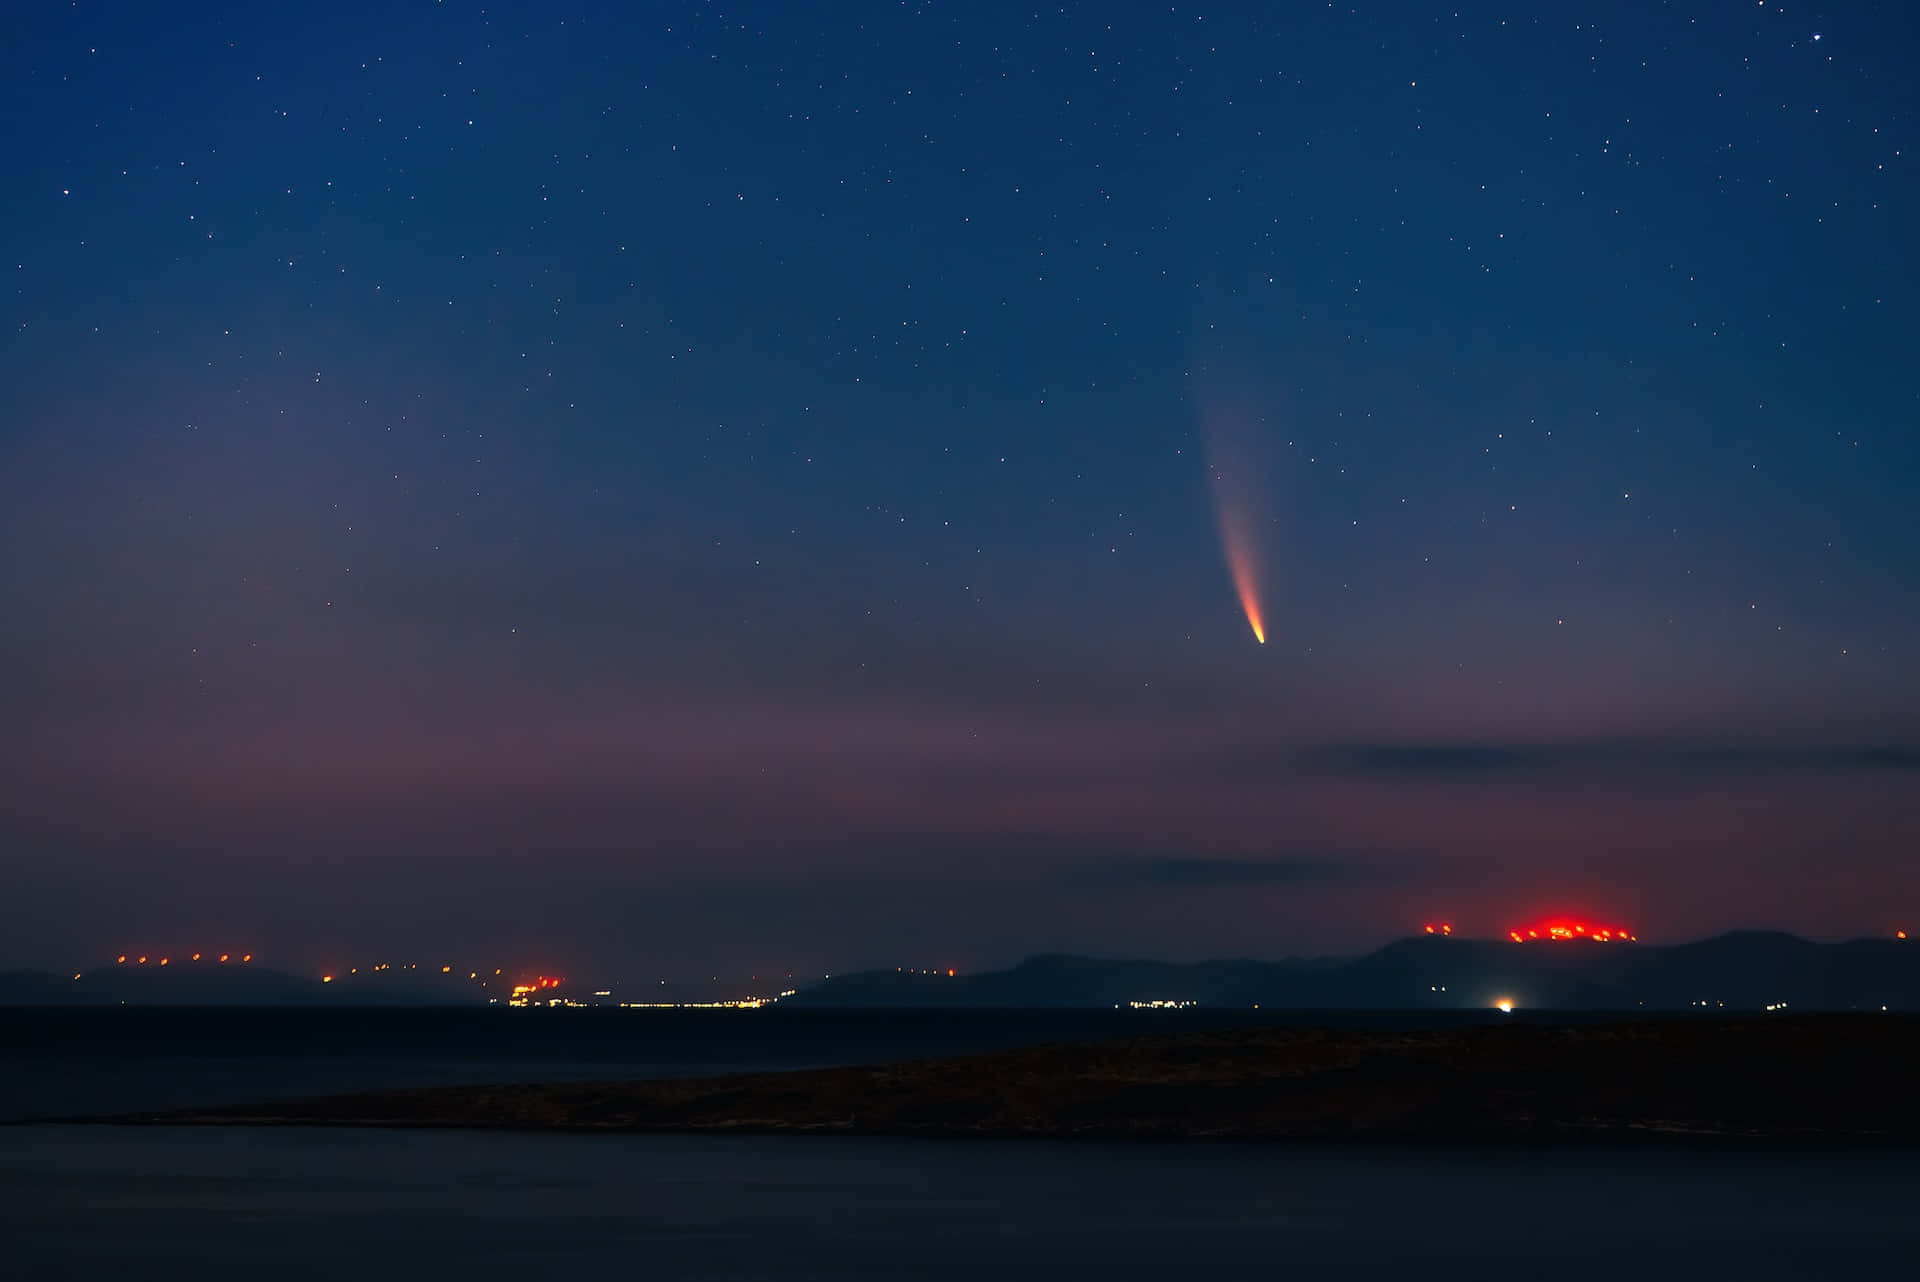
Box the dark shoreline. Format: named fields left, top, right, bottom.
left=62, top=1014, right=1920, bottom=1145
left=67, top=1114, right=1920, bottom=1151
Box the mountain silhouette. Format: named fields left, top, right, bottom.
left=787, top=933, right=1919, bottom=1011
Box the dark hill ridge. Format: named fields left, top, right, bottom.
left=790, top=932, right=1920, bottom=1011
left=6, top=931, right=1914, bottom=1009
left=145, top=1015, right=1920, bottom=1142
left=0, top=964, right=481, bottom=1007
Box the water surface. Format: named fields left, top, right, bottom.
left=3, top=1124, right=1915, bottom=1280
left=1, top=1006, right=1536, bottom=1121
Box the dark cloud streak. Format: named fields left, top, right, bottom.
left=1303, top=742, right=1920, bottom=778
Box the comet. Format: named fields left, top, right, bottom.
left=1218, top=510, right=1266, bottom=643
left=1201, top=406, right=1269, bottom=644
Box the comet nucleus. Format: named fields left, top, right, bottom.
left=1218, top=511, right=1265, bottom=643
left=1201, top=407, right=1270, bottom=645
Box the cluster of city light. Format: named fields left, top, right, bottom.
left=896, top=966, right=959, bottom=977
left=116, top=952, right=251, bottom=964
left=617, top=992, right=797, bottom=1010
left=323, top=963, right=507, bottom=984
left=1507, top=921, right=1636, bottom=942
left=1423, top=923, right=1454, bottom=936
left=1128, top=999, right=1197, bottom=1010
left=330, top=963, right=505, bottom=982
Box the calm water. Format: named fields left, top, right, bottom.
left=4, top=1125, right=1917, bottom=1280
left=6, top=1009, right=1914, bottom=1278
left=0, top=1006, right=1538, bottom=1121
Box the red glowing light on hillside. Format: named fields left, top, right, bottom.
left=1422, top=923, right=1453, bottom=936
left=1509, top=919, right=1635, bottom=942
left=1900, top=930, right=1909, bottom=941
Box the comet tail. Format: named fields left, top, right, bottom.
left=1199, top=396, right=1271, bottom=645
left=1221, top=518, right=1266, bottom=643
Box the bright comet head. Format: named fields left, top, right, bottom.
left=1222, top=524, right=1266, bottom=642
left=1212, top=481, right=1268, bottom=644
left=1200, top=400, right=1272, bottom=646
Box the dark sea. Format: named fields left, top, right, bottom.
left=0, top=1006, right=1540, bottom=1122
left=4, top=1009, right=1916, bottom=1279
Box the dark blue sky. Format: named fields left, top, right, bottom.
left=3, top=1, right=1915, bottom=978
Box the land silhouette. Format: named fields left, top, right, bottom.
left=8, top=930, right=1916, bottom=1010
left=134, top=1016, right=1920, bottom=1143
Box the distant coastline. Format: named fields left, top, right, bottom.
left=107, top=1016, right=1920, bottom=1144
left=9, top=929, right=1918, bottom=1011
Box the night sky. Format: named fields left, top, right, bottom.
left=3, top=1, right=1916, bottom=979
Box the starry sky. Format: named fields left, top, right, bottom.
left=3, top=0, right=1916, bottom=979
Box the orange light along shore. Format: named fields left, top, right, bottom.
left=1507, top=920, right=1636, bottom=943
